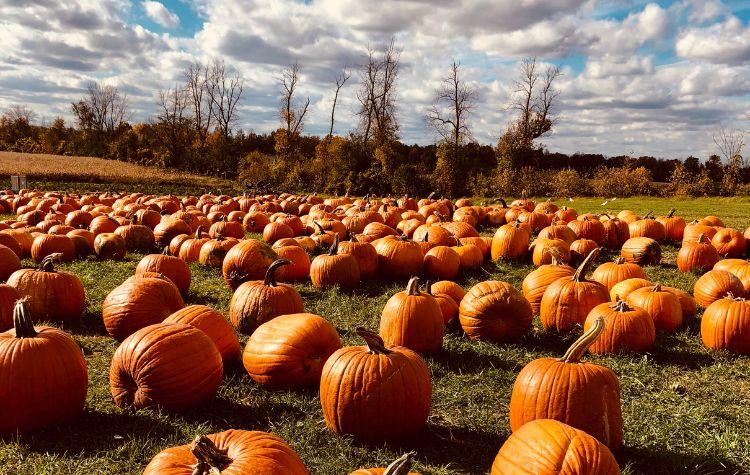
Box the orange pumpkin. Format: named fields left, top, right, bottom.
left=628, top=212, right=666, bottom=241
left=430, top=281, right=466, bottom=306
left=657, top=208, right=686, bottom=242
left=274, top=245, right=311, bottom=281
left=311, top=236, right=361, bottom=288
left=530, top=237, right=570, bottom=267
left=521, top=257, right=575, bottom=315
left=222, top=239, right=278, bottom=289
left=459, top=281, right=532, bottom=343
left=30, top=233, right=76, bottom=262
left=591, top=257, right=646, bottom=291
left=0, top=244, right=21, bottom=281
left=423, top=245, right=460, bottom=280
left=620, top=237, right=661, bottom=265
left=491, top=221, right=530, bottom=261
left=584, top=300, right=655, bottom=354
left=626, top=284, right=683, bottom=333
left=694, top=269, right=745, bottom=308
left=135, top=251, right=191, bottom=295
left=677, top=234, right=720, bottom=273
left=374, top=236, right=424, bottom=279
left=711, top=228, right=746, bottom=258
left=379, top=277, right=444, bottom=353
left=93, top=232, right=127, bottom=260
left=701, top=295, right=750, bottom=354
left=338, top=236, right=378, bottom=279
left=349, top=453, right=421, bottom=475
left=164, top=305, right=241, bottom=364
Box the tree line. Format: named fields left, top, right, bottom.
left=0, top=44, right=746, bottom=197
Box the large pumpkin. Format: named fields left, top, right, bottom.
left=7, top=253, right=86, bottom=326
left=657, top=208, right=686, bottom=242
left=222, top=238, right=278, bottom=289
left=243, top=313, right=342, bottom=390
left=628, top=213, right=666, bottom=241
left=109, top=322, right=223, bottom=411
left=0, top=299, right=88, bottom=435
left=701, top=295, right=750, bottom=354
left=423, top=245, right=460, bottom=280
left=459, top=281, right=532, bottom=343
left=714, top=258, right=750, bottom=293
left=0, top=243, right=21, bottom=281
left=311, top=236, right=361, bottom=288
left=510, top=317, right=622, bottom=449
left=693, top=269, right=745, bottom=308
left=102, top=275, right=185, bottom=340
left=229, top=259, right=304, bottom=335
left=135, top=250, right=191, bottom=295
left=626, top=284, right=683, bottom=333
left=374, top=236, right=424, bottom=279
left=320, top=328, right=431, bottom=441
left=677, top=234, right=720, bottom=273
left=164, top=305, right=241, bottom=364
left=30, top=233, right=76, bottom=262
left=620, top=237, right=661, bottom=265
left=0, top=284, right=19, bottom=331
left=379, top=276, right=444, bottom=353
left=490, top=419, right=620, bottom=475
left=491, top=221, right=531, bottom=261
left=584, top=300, right=655, bottom=354
left=337, top=236, right=378, bottom=280
left=711, top=228, right=746, bottom=258
left=142, top=430, right=308, bottom=475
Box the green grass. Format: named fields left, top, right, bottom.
left=2, top=197, right=750, bottom=474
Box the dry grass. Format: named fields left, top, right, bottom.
left=0, top=152, right=232, bottom=192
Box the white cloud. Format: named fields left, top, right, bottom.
left=676, top=16, right=750, bottom=65
left=143, top=1, right=180, bottom=29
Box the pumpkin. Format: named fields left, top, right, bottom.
left=453, top=241, right=483, bottom=269
left=530, top=238, right=570, bottom=267
left=677, top=234, right=720, bottom=273
left=683, top=220, right=717, bottom=244
left=320, top=327, right=431, bottom=441
left=164, top=305, right=241, bottom=364
left=540, top=249, right=609, bottom=333
left=142, top=431, right=308, bottom=475
left=380, top=277, right=444, bottom=353
left=568, top=238, right=599, bottom=266
left=0, top=285, right=19, bottom=331
left=338, top=236, right=379, bottom=280
left=714, top=259, right=750, bottom=293
left=0, top=232, right=24, bottom=257
left=521, top=257, right=575, bottom=315
left=243, top=211, right=271, bottom=233
left=428, top=285, right=459, bottom=324
left=209, top=219, right=245, bottom=239
left=584, top=300, right=655, bottom=354
left=628, top=212, right=666, bottom=241
left=620, top=237, right=661, bottom=265
left=7, top=253, right=86, bottom=326
left=412, top=223, right=455, bottom=246
left=177, top=227, right=210, bottom=263
left=229, top=259, right=304, bottom=335
left=491, top=221, right=530, bottom=261
left=199, top=235, right=239, bottom=267
left=693, top=269, right=745, bottom=308
left=262, top=221, right=294, bottom=244
left=459, top=281, right=532, bottom=342
left=222, top=239, right=278, bottom=289
left=538, top=224, right=577, bottom=244
left=490, top=419, right=620, bottom=475
left=274, top=245, right=311, bottom=281
left=113, top=223, right=155, bottom=252
left=600, top=216, right=630, bottom=249
left=554, top=206, right=578, bottom=223
left=311, top=236, right=361, bottom=288
left=93, top=232, right=127, bottom=260
left=135, top=250, right=191, bottom=295
left=609, top=277, right=652, bottom=302
left=510, top=317, right=622, bottom=448
left=423, top=245, right=460, bottom=280
left=242, top=313, right=342, bottom=390
left=349, top=453, right=420, bottom=475
left=30, top=233, right=76, bottom=262
left=430, top=280, right=465, bottom=305
left=591, top=257, right=646, bottom=291
left=102, top=275, right=185, bottom=341
left=712, top=228, right=746, bottom=258
left=662, top=286, right=697, bottom=320
left=701, top=295, right=750, bottom=353
left=109, top=322, right=223, bottom=411
left=374, top=236, right=424, bottom=279
left=0, top=243, right=21, bottom=281
left=568, top=216, right=605, bottom=245
left=88, top=215, right=120, bottom=236
left=626, top=284, right=683, bottom=333
left=154, top=217, right=191, bottom=248
left=657, top=208, right=686, bottom=242
left=0, top=299, right=88, bottom=435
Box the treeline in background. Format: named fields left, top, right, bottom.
left=0, top=46, right=746, bottom=198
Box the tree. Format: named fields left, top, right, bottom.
left=356, top=39, right=400, bottom=146
left=204, top=59, right=243, bottom=139
left=279, top=62, right=310, bottom=145
left=713, top=124, right=745, bottom=168
left=71, top=82, right=129, bottom=136
left=329, top=67, right=351, bottom=137
left=184, top=62, right=214, bottom=146
left=3, top=105, right=36, bottom=125
left=154, top=86, right=192, bottom=168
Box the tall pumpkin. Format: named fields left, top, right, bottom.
left=243, top=313, right=342, bottom=390
left=701, top=295, right=750, bottom=354
left=0, top=299, right=88, bottom=435
left=338, top=236, right=378, bottom=279
left=491, top=221, right=531, bottom=261
left=320, top=328, right=431, bottom=441
left=374, top=235, right=424, bottom=279
left=459, top=281, right=532, bottom=343
left=657, top=208, right=685, bottom=242
left=164, top=305, right=241, bottom=364
left=510, top=317, right=622, bottom=449
left=109, top=322, right=223, bottom=411
left=379, top=276, right=444, bottom=353
left=229, top=259, right=304, bottom=335
left=311, top=236, right=361, bottom=288
left=677, top=234, right=720, bottom=273
left=626, top=284, right=683, bottom=333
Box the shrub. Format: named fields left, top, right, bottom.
left=592, top=166, right=653, bottom=197
left=551, top=169, right=592, bottom=197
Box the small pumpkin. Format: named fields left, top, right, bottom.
left=529, top=237, right=570, bottom=267
left=609, top=277, right=652, bottom=302
left=0, top=243, right=21, bottom=281
left=93, top=232, right=127, bottom=260
left=349, top=453, right=421, bottom=475
left=311, top=236, right=361, bottom=288
left=711, top=228, right=746, bottom=258
left=374, top=235, right=424, bottom=279
left=657, top=208, right=686, bottom=242
left=430, top=280, right=465, bottom=306
left=423, top=245, right=460, bottom=280
left=521, top=257, right=575, bottom=315
left=591, top=257, right=646, bottom=291
left=568, top=238, right=598, bottom=266
left=379, top=277, right=444, bottom=353
left=338, top=236, right=378, bottom=279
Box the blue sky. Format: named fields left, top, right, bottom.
left=1, top=0, right=749, bottom=159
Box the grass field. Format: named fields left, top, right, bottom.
left=1, top=196, right=750, bottom=474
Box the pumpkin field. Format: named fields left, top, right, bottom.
left=1, top=191, right=750, bottom=475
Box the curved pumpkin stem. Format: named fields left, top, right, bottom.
left=611, top=299, right=633, bottom=312
left=497, top=198, right=507, bottom=208
left=559, top=316, right=604, bottom=363
left=643, top=210, right=654, bottom=219
left=264, top=259, right=291, bottom=287
left=190, top=435, right=232, bottom=475
left=696, top=233, right=709, bottom=244
left=356, top=327, right=391, bottom=355
left=328, top=234, right=340, bottom=255
left=39, top=253, right=62, bottom=272
left=667, top=208, right=676, bottom=218
left=383, top=452, right=416, bottom=475
left=12, top=298, right=37, bottom=339
left=405, top=276, right=421, bottom=296
left=573, top=247, right=600, bottom=282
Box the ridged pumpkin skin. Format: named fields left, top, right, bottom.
left=431, top=280, right=466, bottom=305
left=374, top=237, right=424, bottom=279
left=222, top=239, right=278, bottom=289
left=714, top=259, right=750, bottom=293
left=7, top=254, right=86, bottom=326
left=338, top=239, right=378, bottom=280
left=102, top=276, right=185, bottom=341
left=677, top=234, right=720, bottom=273
left=135, top=253, right=191, bottom=294
left=522, top=261, right=575, bottom=315
left=142, top=430, right=308, bottom=475
left=30, top=233, right=76, bottom=262
left=164, top=305, right=241, bottom=363
left=93, top=232, right=127, bottom=260
left=0, top=300, right=88, bottom=435
left=109, top=322, right=223, bottom=412
left=491, top=221, right=531, bottom=261
left=620, top=237, right=661, bottom=265
left=701, top=296, right=750, bottom=353
left=584, top=300, right=655, bottom=354
left=609, top=277, right=652, bottom=302
left=459, top=281, right=532, bottom=343
left=423, top=245, right=460, bottom=280
left=712, top=228, right=746, bottom=258
left=628, top=216, right=666, bottom=241
left=229, top=260, right=304, bottom=335
left=657, top=209, right=686, bottom=242
left=0, top=284, right=19, bottom=331
left=626, top=284, right=683, bottom=333
left=311, top=238, right=361, bottom=288
left=490, top=419, right=621, bottom=475
left=274, top=245, right=311, bottom=281
left=320, top=328, right=431, bottom=441
left=591, top=258, right=646, bottom=291
left=510, top=318, right=623, bottom=449
left=243, top=313, right=342, bottom=390
left=379, top=277, right=444, bottom=353
left=693, top=269, right=745, bottom=308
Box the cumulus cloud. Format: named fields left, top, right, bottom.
left=143, top=1, right=180, bottom=29
left=676, top=16, right=750, bottom=64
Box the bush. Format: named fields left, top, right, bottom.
left=592, top=166, right=654, bottom=197
left=551, top=169, right=592, bottom=197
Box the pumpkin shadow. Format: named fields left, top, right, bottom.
left=177, top=393, right=307, bottom=431
left=617, top=444, right=744, bottom=474
left=519, top=325, right=580, bottom=355
left=647, top=335, right=716, bottom=370
left=426, top=345, right=518, bottom=375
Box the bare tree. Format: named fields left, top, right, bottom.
left=3, top=104, right=37, bottom=124
left=508, top=57, right=561, bottom=142
left=280, top=62, right=310, bottom=138
left=184, top=62, right=213, bottom=145
left=71, top=82, right=129, bottom=136
left=356, top=39, right=400, bottom=146
left=155, top=86, right=191, bottom=167
left=427, top=60, right=476, bottom=150
left=204, top=59, right=243, bottom=139
left=329, top=67, right=351, bottom=137
left=714, top=124, right=745, bottom=168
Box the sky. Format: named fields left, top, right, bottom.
left=0, top=0, right=749, bottom=159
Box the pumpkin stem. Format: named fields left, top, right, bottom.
left=696, top=233, right=708, bottom=244
left=613, top=257, right=625, bottom=265
left=189, top=435, right=232, bottom=475
left=667, top=208, right=676, bottom=218
left=12, top=298, right=37, bottom=338
left=383, top=452, right=416, bottom=475
left=643, top=210, right=654, bottom=219
left=560, top=316, right=604, bottom=363
left=264, top=259, right=291, bottom=287
left=356, top=327, right=391, bottom=355
left=612, top=299, right=633, bottom=312
left=328, top=234, right=340, bottom=255
left=652, top=283, right=662, bottom=292
left=498, top=198, right=507, bottom=207
left=39, top=253, right=62, bottom=272
left=573, top=247, right=600, bottom=282
left=405, top=276, right=421, bottom=296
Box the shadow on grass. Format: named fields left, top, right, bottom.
left=426, top=345, right=518, bottom=375
left=619, top=444, right=745, bottom=475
